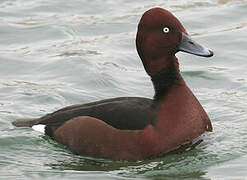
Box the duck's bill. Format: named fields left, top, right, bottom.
left=178, top=32, right=213, bottom=57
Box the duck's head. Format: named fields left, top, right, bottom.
left=136, top=8, right=213, bottom=76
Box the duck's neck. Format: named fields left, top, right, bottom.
left=150, top=56, right=181, bottom=103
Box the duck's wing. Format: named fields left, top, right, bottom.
left=13, top=97, right=155, bottom=136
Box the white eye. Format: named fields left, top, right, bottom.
left=163, top=27, right=170, bottom=33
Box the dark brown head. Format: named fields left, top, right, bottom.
left=136, top=8, right=213, bottom=76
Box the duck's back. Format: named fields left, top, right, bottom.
left=13, top=97, right=155, bottom=136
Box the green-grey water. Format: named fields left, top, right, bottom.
left=1, top=0, right=247, bottom=179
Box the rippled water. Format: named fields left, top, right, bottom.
left=1, top=0, right=247, bottom=179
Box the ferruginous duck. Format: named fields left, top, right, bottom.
left=12, top=8, right=213, bottom=161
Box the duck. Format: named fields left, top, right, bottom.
left=12, top=8, right=213, bottom=161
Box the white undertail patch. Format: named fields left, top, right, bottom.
left=32, top=124, right=46, bottom=134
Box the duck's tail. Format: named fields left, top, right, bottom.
left=12, top=118, right=40, bottom=127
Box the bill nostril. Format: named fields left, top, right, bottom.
left=188, top=41, right=194, bottom=45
